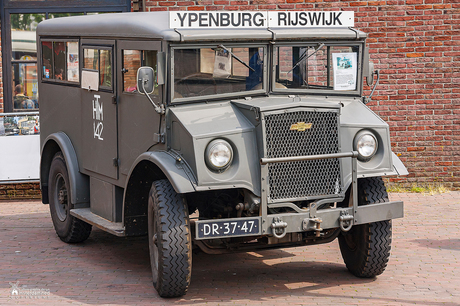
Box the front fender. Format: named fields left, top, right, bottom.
left=391, top=152, right=409, bottom=176
left=126, top=151, right=196, bottom=194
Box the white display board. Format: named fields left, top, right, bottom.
left=332, top=52, right=358, bottom=91
left=0, top=135, right=40, bottom=182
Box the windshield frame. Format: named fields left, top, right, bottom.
left=170, top=43, right=268, bottom=104
left=271, top=41, right=364, bottom=96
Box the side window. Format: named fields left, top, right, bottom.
left=122, top=49, right=157, bottom=94
left=41, top=40, right=79, bottom=83
left=53, top=42, right=66, bottom=80
left=83, top=47, right=112, bottom=89
left=42, top=42, right=53, bottom=79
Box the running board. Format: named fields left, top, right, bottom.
left=70, top=208, right=125, bottom=237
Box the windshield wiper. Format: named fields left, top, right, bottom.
left=218, top=44, right=255, bottom=72
left=287, top=43, right=325, bottom=74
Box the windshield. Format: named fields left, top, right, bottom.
left=274, top=44, right=361, bottom=92
left=173, top=46, right=265, bottom=100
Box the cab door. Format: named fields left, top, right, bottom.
left=80, top=40, right=118, bottom=180
left=116, top=40, right=163, bottom=176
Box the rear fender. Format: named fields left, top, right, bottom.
left=40, top=132, right=89, bottom=205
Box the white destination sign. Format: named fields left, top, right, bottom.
left=170, top=11, right=354, bottom=29
left=268, top=11, right=354, bottom=27
left=170, top=11, right=268, bottom=28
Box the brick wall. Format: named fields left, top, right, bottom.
left=144, top=0, right=460, bottom=190
left=0, top=183, right=41, bottom=200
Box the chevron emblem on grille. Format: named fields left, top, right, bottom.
left=290, top=122, right=312, bottom=131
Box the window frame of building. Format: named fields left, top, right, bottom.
left=1, top=0, right=131, bottom=113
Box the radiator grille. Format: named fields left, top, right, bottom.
left=264, top=110, right=342, bottom=201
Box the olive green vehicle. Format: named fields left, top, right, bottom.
left=37, top=11, right=407, bottom=297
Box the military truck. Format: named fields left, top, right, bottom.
left=37, top=11, right=407, bottom=298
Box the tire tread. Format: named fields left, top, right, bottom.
left=339, top=177, right=392, bottom=278
left=150, top=179, right=192, bottom=298
left=61, top=217, right=92, bottom=243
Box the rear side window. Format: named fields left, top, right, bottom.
left=41, top=40, right=79, bottom=83
left=83, top=47, right=112, bottom=90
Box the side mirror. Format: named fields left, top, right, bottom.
left=362, top=48, right=375, bottom=86
left=366, top=61, right=375, bottom=86
left=137, top=66, right=155, bottom=94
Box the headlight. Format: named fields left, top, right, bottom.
left=354, top=131, right=378, bottom=162
left=205, top=139, right=233, bottom=171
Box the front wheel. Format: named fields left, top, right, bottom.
left=338, top=177, right=392, bottom=278
left=148, top=179, right=192, bottom=298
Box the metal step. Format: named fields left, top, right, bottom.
left=70, top=208, right=125, bottom=237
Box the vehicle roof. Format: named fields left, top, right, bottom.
left=36, top=12, right=367, bottom=42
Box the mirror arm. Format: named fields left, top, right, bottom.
left=142, top=79, right=164, bottom=114
left=364, top=70, right=379, bottom=105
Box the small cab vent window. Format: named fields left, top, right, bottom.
left=41, top=41, right=79, bottom=83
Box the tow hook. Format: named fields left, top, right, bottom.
left=302, top=217, right=323, bottom=237
left=339, top=211, right=354, bottom=232
left=271, top=217, right=288, bottom=239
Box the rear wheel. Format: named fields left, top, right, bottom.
left=49, top=152, right=92, bottom=243
left=148, top=179, right=192, bottom=298
left=338, top=177, right=392, bottom=277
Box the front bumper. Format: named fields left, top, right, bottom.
left=262, top=200, right=403, bottom=238
left=260, top=151, right=403, bottom=238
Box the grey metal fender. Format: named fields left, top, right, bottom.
left=127, top=151, right=196, bottom=194
left=41, top=132, right=89, bottom=204
left=391, top=152, right=409, bottom=176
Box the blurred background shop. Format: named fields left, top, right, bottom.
left=0, top=0, right=131, bottom=188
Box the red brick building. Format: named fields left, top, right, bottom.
left=0, top=0, right=459, bottom=197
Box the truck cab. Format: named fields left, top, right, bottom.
left=37, top=11, right=407, bottom=298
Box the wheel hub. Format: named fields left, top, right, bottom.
left=58, top=189, right=67, bottom=205
left=54, top=174, right=68, bottom=222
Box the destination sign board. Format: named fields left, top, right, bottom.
left=169, top=11, right=354, bottom=29
left=268, top=11, right=354, bottom=28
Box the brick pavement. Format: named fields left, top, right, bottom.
left=0, top=192, right=459, bottom=305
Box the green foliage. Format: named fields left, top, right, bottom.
left=410, top=186, right=425, bottom=193
left=11, top=13, right=84, bottom=31
left=387, top=183, right=450, bottom=195
left=11, top=14, right=45, bottom=31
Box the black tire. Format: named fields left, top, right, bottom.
left=338, top=177, right=392, bottom=278
left=148, top=179, right=192, bottom=298
left=48, top=152, right=92, bottom=243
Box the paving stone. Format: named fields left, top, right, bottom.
left=0, top=192, right=459, bottom=305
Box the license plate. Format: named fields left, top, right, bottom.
left=195, top=217, right=261, bottom=240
